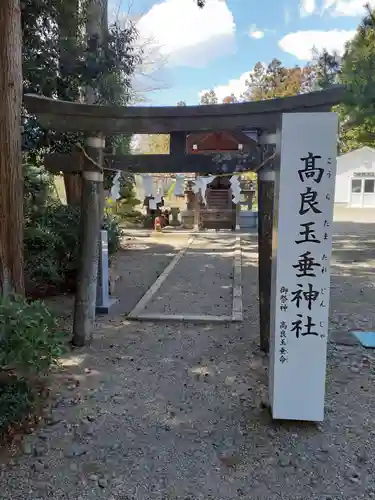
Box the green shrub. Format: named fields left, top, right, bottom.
left=23, top=161, right=125, bottom=294
left=24, top=224, right=64, bottom=286
left=24, top=203, right=123, bottom=293
left=103, top=211, right=123, bottom=256
left=0, top=295, right=65, bottom=377
left=23, top=162, right=56, bottom=223
left=0, top=378, right=37, bottom=435
left=42, top=204, right=81, bottom=275
left=0, top=295, right=65, bottom=436
left=114, top=200, right=144, bottom=223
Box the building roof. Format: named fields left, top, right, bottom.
left=338, top=146, right=375, bottom=159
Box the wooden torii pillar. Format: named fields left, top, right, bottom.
left=256, top=141, right=276, bottom=353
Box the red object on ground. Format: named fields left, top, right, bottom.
left=154, top=216, right=162, bottom=231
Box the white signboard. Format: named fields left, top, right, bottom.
left=269, top=112, right=338, bottom=422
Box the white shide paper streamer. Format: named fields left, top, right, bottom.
left=174, top=174, right=185, bottom=196
left=142, top=174, right=154, bottom=197
left=193, top=176, right=215, bottom=205
left=109, top=171, right=121, bottom=202
left=230, top=175, right=241, bottom=205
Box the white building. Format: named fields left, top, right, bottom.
left=335, top=146, right=375, bottom=208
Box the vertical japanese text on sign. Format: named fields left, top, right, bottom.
left=270, top=112, right=338, bottom=422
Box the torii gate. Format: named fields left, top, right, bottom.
left=24, top=85, right=344, bottom=421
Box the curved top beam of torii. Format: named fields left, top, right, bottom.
left=24, top=85, right=345, bottom=136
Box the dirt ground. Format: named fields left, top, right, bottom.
left=1, top=220, right=375, bottom=500
left=333, top=205, right=375, bottom=223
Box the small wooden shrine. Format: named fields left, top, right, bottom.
left=182, top=131, right=255, bottom=230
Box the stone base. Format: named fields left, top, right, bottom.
left=181, top=210, right=195, bottom=229
left=239, top=210, right=258, bottom=229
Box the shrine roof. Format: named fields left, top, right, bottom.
left=24, top=85, right=345, bottom=135
left=186, top=130, right=256, bottom=153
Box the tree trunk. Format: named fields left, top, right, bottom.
left=0, top=0, right=24, bottom=296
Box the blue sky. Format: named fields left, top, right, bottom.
left=113, top=0, right=370, bottom=106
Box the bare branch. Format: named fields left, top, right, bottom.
left=109, top=2, right=171, bottom=101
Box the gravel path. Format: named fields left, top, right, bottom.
left=143, top=235, right=235, bottom=316
left=109, top=235, right=190, bottom=316
left=1, top=224, right=375, bottom=499
left=44, top=235, right=190, bottom=318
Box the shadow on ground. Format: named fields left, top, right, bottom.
left=2, top=225, right=375, bottom=499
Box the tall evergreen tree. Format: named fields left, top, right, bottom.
left=312, top=48, right=341, bottom=89
left=200, top=89, right=219, bottom=104
left=200, top=89, right=218, bottom=104
left=317, top=5, right=375, bottom=152
left=341, top=4, right=375, bottom=126
left=241, top=62, right=267, bottom=101
left=241, top=60, right=313, bottom=101
left=0, top=0, right=24, bottom=296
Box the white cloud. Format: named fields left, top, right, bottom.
left=324, top=0, right=375, bottom=16
left=250, top=30, right=265, bottom=39
left=198, top=66, right=268, bottom=102
left=298, top=0, right=375, bottom=17
left=279, top=29, right=356, bottom=60
left=199, top=72, right=249, bottom=102
left=136, top=0, right=236, bottom=68
left=300, top=0, right=317, bottom=16
left=248, top=25, right=265, bottom=39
